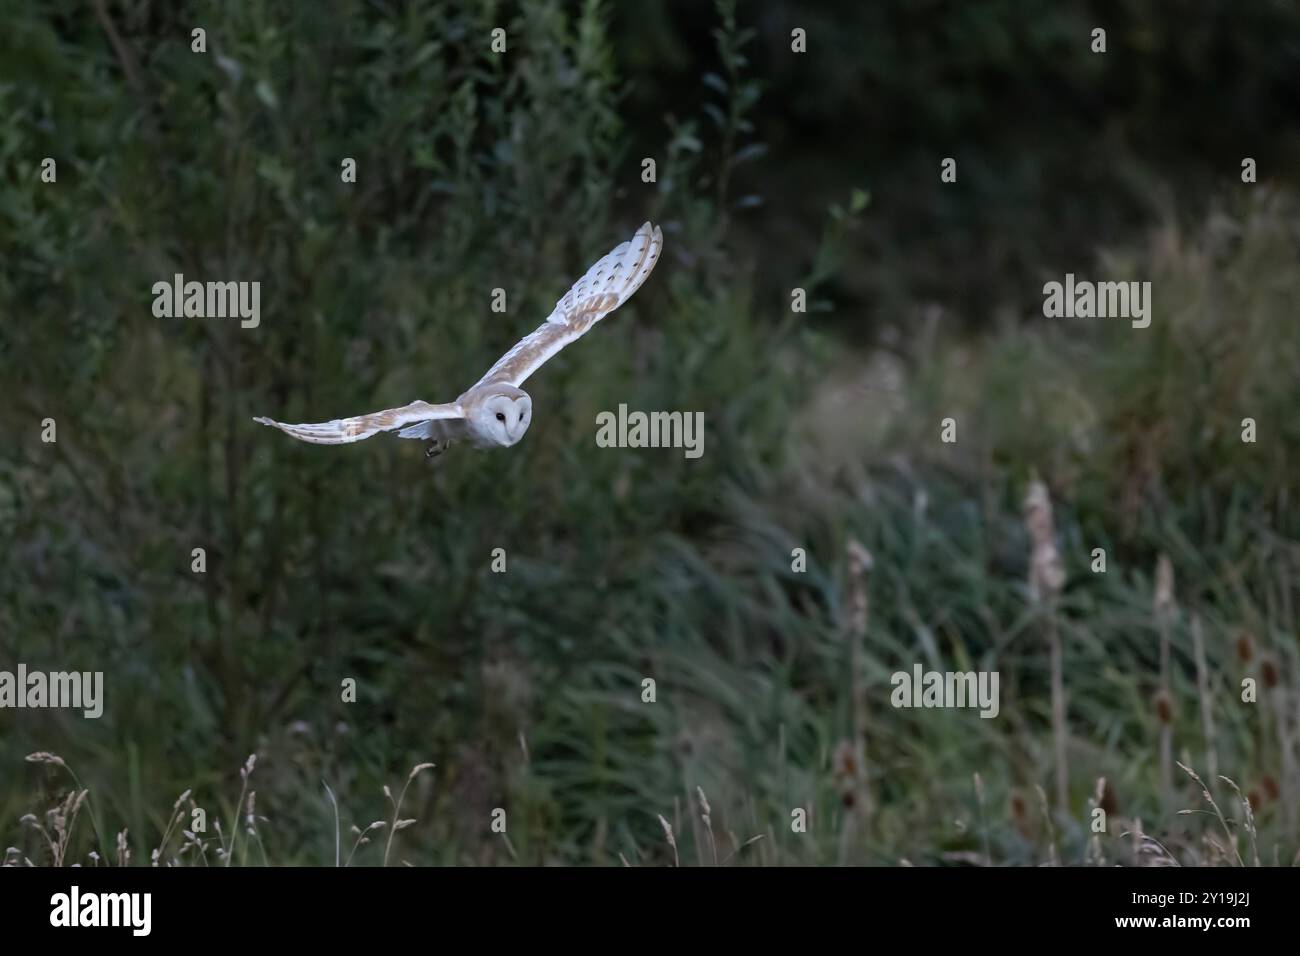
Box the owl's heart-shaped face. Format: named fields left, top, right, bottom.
left=468, top=389, right=532, bottom=447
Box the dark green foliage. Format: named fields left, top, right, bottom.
left=1, top=1, right=1296, bottom=866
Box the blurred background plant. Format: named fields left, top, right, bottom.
left=1, top=0, right=1297, bottom=865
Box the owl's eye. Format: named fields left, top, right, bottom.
left=496, top=412, right=505, bottom=422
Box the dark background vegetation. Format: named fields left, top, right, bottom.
left=1, top=0, right=1297, bottom=865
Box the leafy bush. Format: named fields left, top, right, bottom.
left=2, top=1, right=1295, bottom=867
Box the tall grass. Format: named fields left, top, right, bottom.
left=3, top=1, right=1298, bottom=866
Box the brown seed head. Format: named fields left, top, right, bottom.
left=1099, top=778, right=1118, bottom=816
left=1153, top=689, right=1173, bottom=723
left=1235, top=631, right=1254, bottom=664
left=1262, top=775, right=1280, bottom=801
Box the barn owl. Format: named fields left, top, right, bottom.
left=254, top=222, right=662, bottom=458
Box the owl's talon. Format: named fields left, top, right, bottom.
left=425, top=440, right=443, bottom=460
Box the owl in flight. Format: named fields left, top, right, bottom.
left=254, top=222, right=662, bottom=458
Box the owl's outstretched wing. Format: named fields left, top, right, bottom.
left=253, top=400, right=463, bottom=445
left=471, top=221, right=662, bottom=390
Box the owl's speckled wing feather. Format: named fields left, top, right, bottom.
left=472, top=222, right=662, bottom=390
left=253, top=400, right=463, bottom=445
